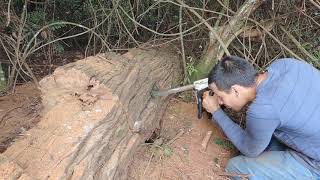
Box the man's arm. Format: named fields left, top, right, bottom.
left=212, top=103, right=280, bottom=157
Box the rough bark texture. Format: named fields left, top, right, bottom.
left=193, top=0, right=264, bottom=80
left=0, top=47, right=182, bottom=180
left=0, top=63, right=6, bottom=91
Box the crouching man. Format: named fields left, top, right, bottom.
left=202, top=56, right=320, bottom=179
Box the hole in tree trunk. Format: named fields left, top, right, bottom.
left=144, top=130, right=159, bottom=143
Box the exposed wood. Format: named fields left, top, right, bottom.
left=0, top=47, right=182, bottom=179
left=200, top=130, right=212, bottom=152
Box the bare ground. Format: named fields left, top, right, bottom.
left=0, top=83, right=42, bottom=153
left=127, top=98, right=237, bottom=180
left=0, top=84, right=236, bottom=179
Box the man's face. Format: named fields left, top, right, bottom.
left=209, top=83, right=248, bottom=112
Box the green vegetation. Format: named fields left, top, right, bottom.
left=186, top=56, right=198, bottom=84
left=214, top=137, right=235, bottom=151
left=163, top=145, right=173, bottom=157
left=0, top=1, right=319, bottom=92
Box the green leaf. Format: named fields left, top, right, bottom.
left=214, top=138, right=235, bottom=151
left=214, top=138, right=223, bottom=145
left=48, top=21, right=67, bottom=32
left=28, top=11, right=46, bottom=25
left=54, top=43, right=65, bottom=54
left=163, top=146, right=173, bottom=157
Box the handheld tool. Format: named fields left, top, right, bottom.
left=152, top=78, right=213, bottom=119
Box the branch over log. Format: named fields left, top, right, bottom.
left=194, top=0, right=264, bottom=80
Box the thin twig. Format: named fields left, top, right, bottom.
left=85, top=0, right=98, bottom=56
left=163, top=0, right=232, bottom=17
left=200, top=131, right=212, bottom=152
left=216, top=0, right=235, bottom=14
left=12, top=2, right=39, bottom=87
left=6, top=0, right=11, bottom=26
left=279, top=25, right=318, bottom=64
left=115, top=7, right=139, bottom=46
left=23, top=21, right=111, bottom=58
left=143, top=151, right=155, bottom=177
left=22, top=1, right=123, bottom=58
left=249, top=18, right=304, bottom=62
left=179, top=6, right=187, bottom=83
left=214, top=0, right=229, bottom=28
left=166, top=129, right=184, bottom=145
left=174, top=0, right=231, bottom=56
left=309, top=0, right=320, bottom=10
left=218, top=172, right=253, bottom=178
left=118, top=5, right=217, bottom=37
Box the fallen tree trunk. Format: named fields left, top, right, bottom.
left=0, top=47, right=182, bottom=179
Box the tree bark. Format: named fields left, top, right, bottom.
left=0, top=47, right=182, bottom=179
left=192, top=0, right=264, bottom=80
left=0, top=63, right=6, bottom=91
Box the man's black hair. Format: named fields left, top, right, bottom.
left=208, top=56, right=257, bottom=91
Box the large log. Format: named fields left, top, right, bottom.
left=0, top=48, right=182, bottom=179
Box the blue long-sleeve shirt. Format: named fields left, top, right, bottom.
left=212, top=58, right=320, bottom=173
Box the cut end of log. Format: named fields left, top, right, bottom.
left=39, top=57, right=118, bottom=113
left=3, top=56, right=119, bottom=179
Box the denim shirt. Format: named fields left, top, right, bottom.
left=212, top=58, right=320, bottom=174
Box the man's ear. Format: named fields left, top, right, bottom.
left=231, top=85, right=242, bottom=97
left=208, top=83, right=216, bottom=91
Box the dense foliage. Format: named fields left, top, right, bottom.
left=0, top=0, right=319, bottom=90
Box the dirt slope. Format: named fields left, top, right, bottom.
left=128, top=98, right=236, bottom=180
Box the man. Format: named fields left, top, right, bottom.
left=202, top=56, right=320, bottom=179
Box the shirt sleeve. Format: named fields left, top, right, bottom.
left=212, top=103, right=280, bottom=157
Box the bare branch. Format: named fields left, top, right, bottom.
left=179, top=6, right=187, bottom=82
left=115, top=7, right=139, bottom=46
left=23, top=22, right=111, bottom=59
left=249, top=18, right=305, bottom=62
left=279, top=25, right=319, bottom=65
left=118, top=5, right=216, bottom=37
left=6, top=0, right=11, bottom=27
left=174, top=0, right=231, bottom=56
left=309, top=0, right=320, bottom=10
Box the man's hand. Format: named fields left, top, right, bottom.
left=202, top=91, right=220, bottom=113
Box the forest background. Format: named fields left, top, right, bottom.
left=0, top=0, right=319, bottom=92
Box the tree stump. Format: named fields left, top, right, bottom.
left=0, top=48, right=182, bottom=179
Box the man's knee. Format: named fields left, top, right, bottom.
left=225, top=155, right=246, bottom=173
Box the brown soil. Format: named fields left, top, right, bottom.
left=0, top=83, right=237, bottom=179
left=128, top=98, right=237, bottom=180
left=0, top=83, right=42, bottom=153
